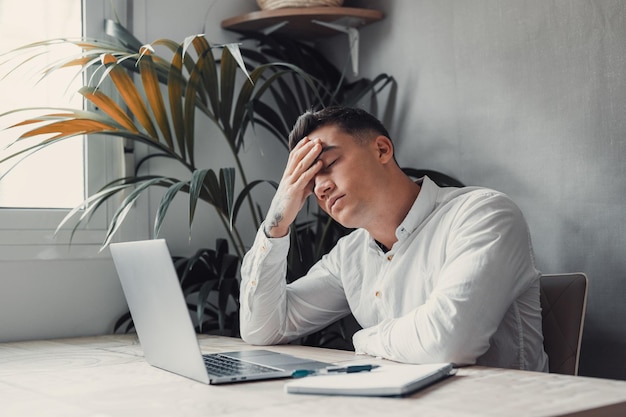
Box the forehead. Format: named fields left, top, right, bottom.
left=308, top=124, right=355, bottom=148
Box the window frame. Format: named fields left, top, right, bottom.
left=0, top=0, right=134, bottom=260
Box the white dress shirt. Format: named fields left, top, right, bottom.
left=239, top=176, right=549, bottom=371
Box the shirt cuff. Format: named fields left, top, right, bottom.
left=252, top=221, right=291, bottom=264
left=353, top=326, right=387, bottom=358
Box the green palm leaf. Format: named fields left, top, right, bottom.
left=183, top=59, right=201, bottom=166
left=103, top=177, right=169, bottom=247
left=188, top=169, right=212, bottom=236
left=230, top=179, right=278, bottom=230
left=197, top=40, right=220, bottom=118
left=219, top=46, right=238, bottom=137
left=104, top=18, right=143, bottom=51
left=154, top=180, right=189, bottom=238
left=220, top=167, right=236, bottom=226
left=55, top=182, right=131, bottom=245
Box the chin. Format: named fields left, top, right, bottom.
left=324, top=206, right=354, bottom=228
left=331, top=213, right=355, bottom=229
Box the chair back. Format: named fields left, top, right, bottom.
left=540, top=273, right=588, bottom=375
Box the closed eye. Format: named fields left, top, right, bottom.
left=325, top=159, right=338, bottom=169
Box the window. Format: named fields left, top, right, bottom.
left=0, top=0, right=129, bottom=258
left=0, top=0, right=84, bottom=208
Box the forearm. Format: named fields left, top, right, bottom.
left=240, top=225, right=352, bottom=346
left=239, top=226, right=292, bottom=345
left=240, top=137, right=326, bottom=344
left=353, top=270, right=520, bottom=365
left=353, top=299, right=492, bottom=365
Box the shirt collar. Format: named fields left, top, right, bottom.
left=395, top=176, right=440, bottom=241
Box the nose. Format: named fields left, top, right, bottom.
left=314, top=174, right=333, bottom=201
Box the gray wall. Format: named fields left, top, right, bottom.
left=337, top=0, right=626, bottom=379
left=134, top=0, right=625, bottom=379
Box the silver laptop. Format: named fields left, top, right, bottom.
left=110, top=239, right=330, bottom=385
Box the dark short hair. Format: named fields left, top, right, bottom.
left=288, top=107, right=391, bottom=150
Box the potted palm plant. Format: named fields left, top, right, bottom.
left=0, top=18, right=395, bottom=338
left=1, top=20, right=308, bottom=255
left=1, top=20, right=393, bottom=251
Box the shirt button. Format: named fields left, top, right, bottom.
left=387, top=255, right=393, bottom=261
left=260, top=245, right=266, bottom=252
left=250, top=280, right=257, bottom=287
left=375, top=290, right=381, bottom=298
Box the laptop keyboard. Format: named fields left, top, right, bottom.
left=202, top=353, right=282, bottom=377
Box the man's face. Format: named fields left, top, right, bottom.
left=309, top=124, right=387, bottom=229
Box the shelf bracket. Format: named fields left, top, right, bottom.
left=312, top=20, right=360, bottom=76
left=261, top=21, right=288, bottom=36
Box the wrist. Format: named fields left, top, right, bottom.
left=263, top=222, right=289, bottom=238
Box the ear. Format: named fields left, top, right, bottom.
left=374, top=135, right=394, bottom=164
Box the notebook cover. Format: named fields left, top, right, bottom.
left=284, top=363, right=455, bottom=397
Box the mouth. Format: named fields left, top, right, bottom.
left=328, top=195, right=344, bottom=213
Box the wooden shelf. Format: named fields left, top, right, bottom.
left=221, top=7, right=384, bottom=39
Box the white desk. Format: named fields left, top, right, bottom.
left=1, top=334, right=625, bottom=417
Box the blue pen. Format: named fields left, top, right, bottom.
left=292, top=364, right=380, bottom=378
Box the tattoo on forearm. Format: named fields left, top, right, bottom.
left=265, top=198, right=286, bottom=235
left=268, top=211, right=284, bottom=230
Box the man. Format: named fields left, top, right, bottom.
left=239, top=106, right=548, bottom=371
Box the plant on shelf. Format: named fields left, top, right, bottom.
left=0, top=19, right=395, bottom=339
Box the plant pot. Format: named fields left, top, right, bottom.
left=257, top=0, right=344, bottom=10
